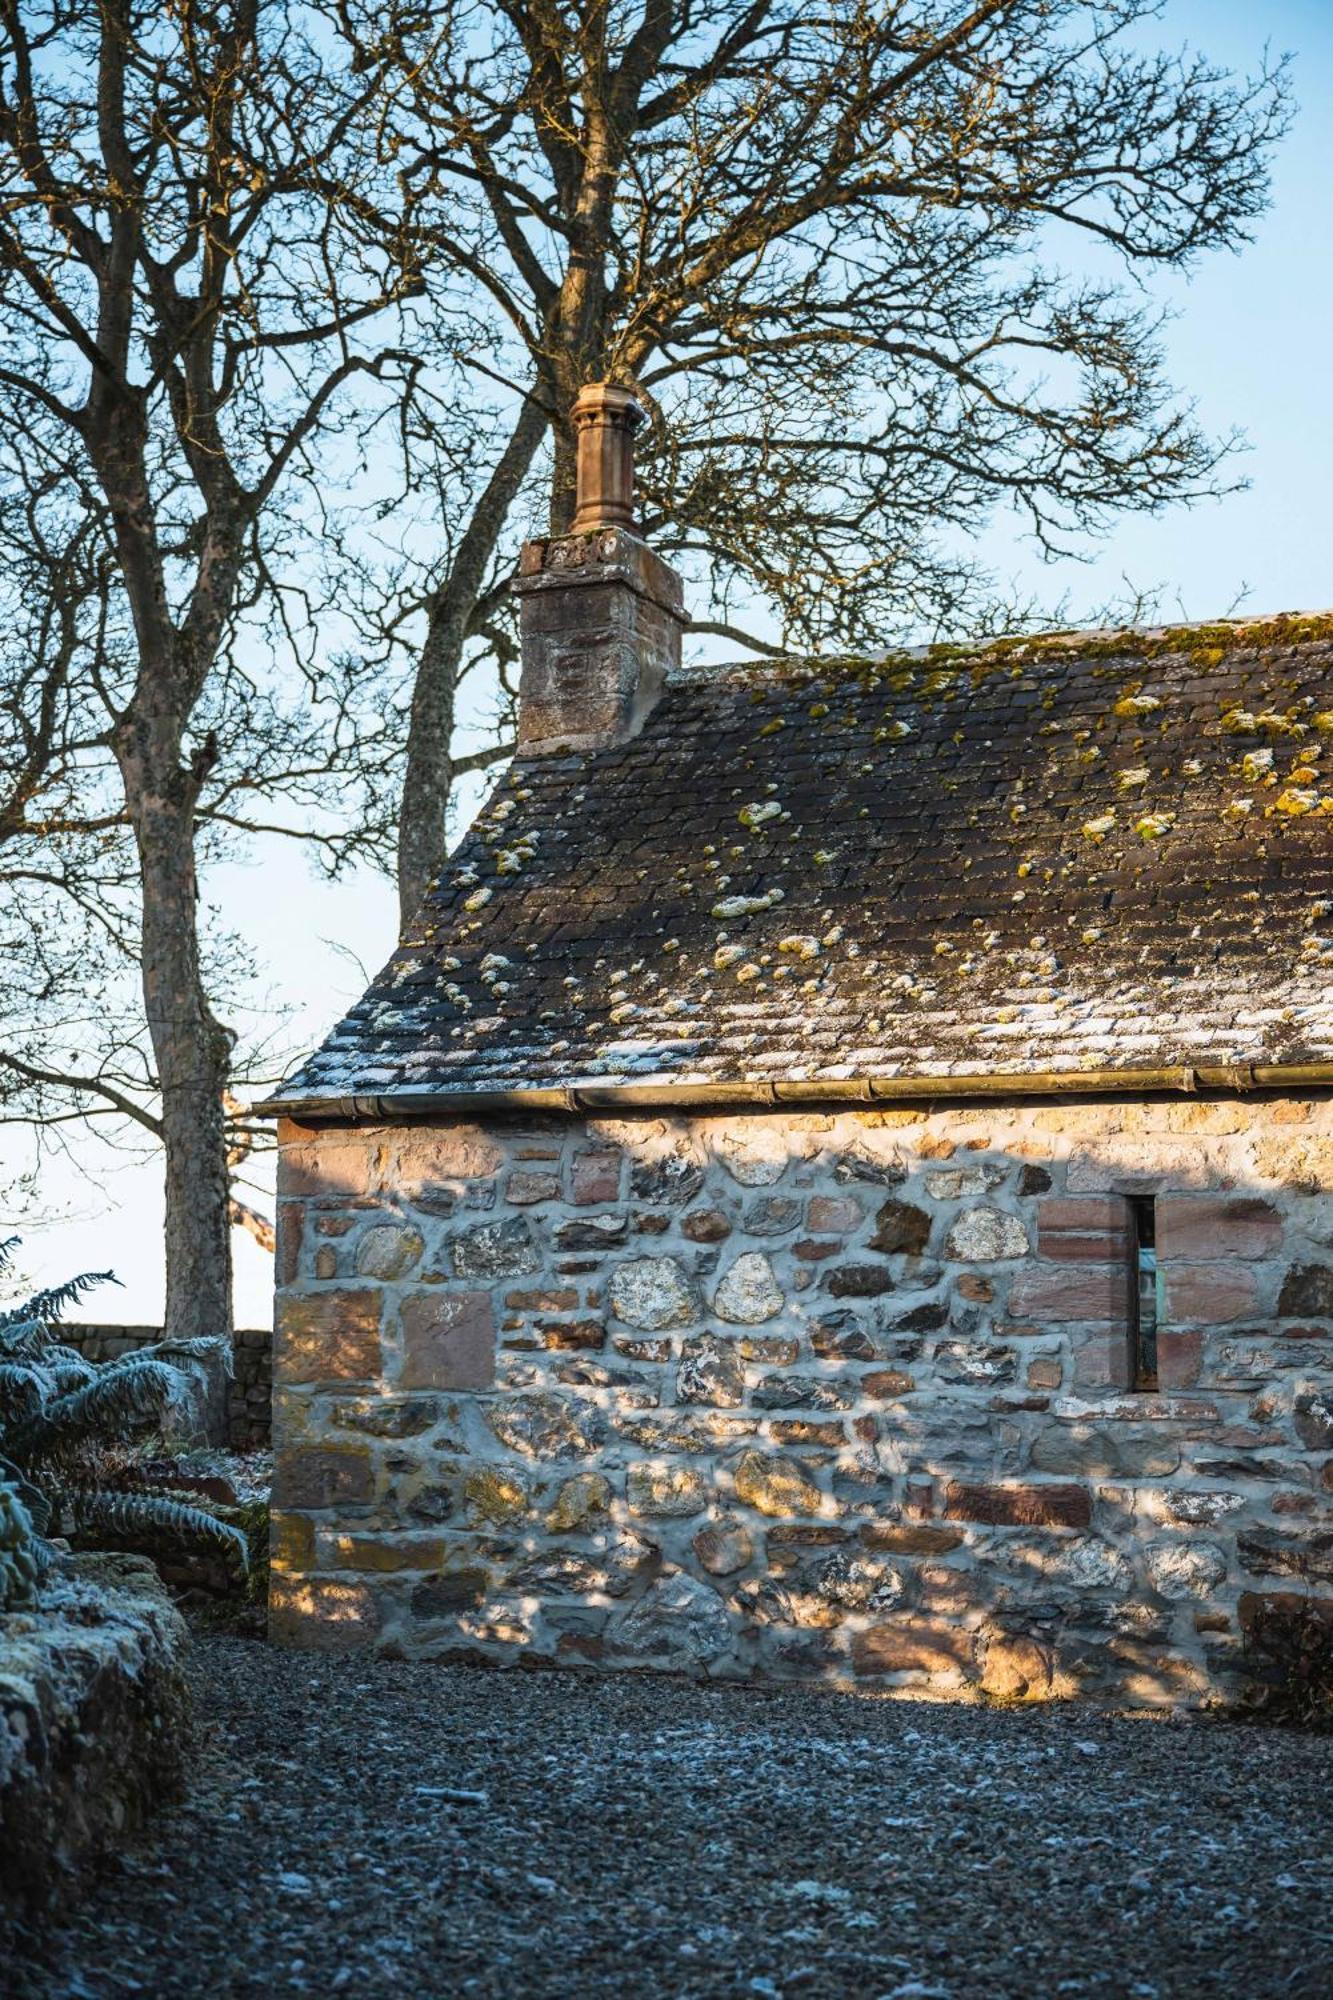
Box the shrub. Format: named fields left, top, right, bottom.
left=0, top=1238, right=247, bottom=1606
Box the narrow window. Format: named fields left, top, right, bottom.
left=1130, top=1196, right=1158, bottom=1392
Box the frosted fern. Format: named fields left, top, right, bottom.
left=0, top=1242, right=247, bottom=1601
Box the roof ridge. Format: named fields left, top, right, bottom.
left=674, top=609, right=1333, bottom=682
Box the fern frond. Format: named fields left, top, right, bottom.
left=6, top=1355, right=183, bottom=1463
left=0, top=1361, right=51, bottom=1425
left=3, top=1268, right=120, bottom=1327
left=42, top=1346, right=97, bottom=1391
left=0, top=1236, right=20, bottom=1278
left=133, top=1334, right=232, bottom=1379
left=63, top=1487, right=249, bottom=1574
left=0, top=1318, right=53, bottom=1363
left=0, top=1453, right=53, bottom=1537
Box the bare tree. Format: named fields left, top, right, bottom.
left=0, top=0, right=422, bottom=1338
left=334, top=0, right=1290, bottom=918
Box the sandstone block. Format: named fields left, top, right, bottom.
left=276, top=1290, right=381, bottom=1382
left=506, top=1171, right=561, bottom=1206
left=325, top=1533, right=449, bottom=1573
left=1070, top=1329, right=1134, bottom=1393
left=1163, top=1266, right=1259, bottom=1326
left=979, top=1632, right=1053, bottom=1699
left=572, top=1149, right=622, bottom=1204
left=1009, top=1266, right=1130, bottom=1322
left=863, top=1369, right=915, bottom=1400
left=852, top=1619, right=973, bottom=1679
left=399, top=1291, right=494, bottom=1390
left=272, top=1445, right=374, bottom=1510
left=1156, top=1196, right=1282, bottom=1260
left=1156, top=1327, right=1203, bottom=1391
left=943, top=1480, right=1091, bottom=1528
left=806, top=1195, right=863, bottom=1234
left=275, top=1203, right=303, bottom=1286
left=279, top=1133, right=374, bottom=1199
left=268, top=1510, right=315, bottom=1573
left=859, top=1523, right=964, bottom=1555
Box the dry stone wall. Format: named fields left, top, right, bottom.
left=269, top=1100, right=1333, bottom=1703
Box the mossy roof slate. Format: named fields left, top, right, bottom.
left=276, top=617, right=1333, bottom=1107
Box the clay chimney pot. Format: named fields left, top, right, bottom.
left=569, top=381, right=644, bottom=535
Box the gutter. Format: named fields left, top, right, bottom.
left=262, top=1060, right=1333, bottom=1126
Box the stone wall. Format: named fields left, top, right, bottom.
left=62, top=1326, right=272, bottom=1449
left=269, top=1100, right=1333, bottom=1702
left=0, top=1553, right=191, bottom=1917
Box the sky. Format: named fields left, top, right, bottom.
left=5, top=0, right=1333, bottom=1327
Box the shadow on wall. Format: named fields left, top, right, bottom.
left=267, top=1098, right=1333, bottom=1706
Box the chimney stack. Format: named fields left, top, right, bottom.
left=513, top=382, right=684, bottom=756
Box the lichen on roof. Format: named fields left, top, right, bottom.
left=275, top=615, right=1333, bottom=1105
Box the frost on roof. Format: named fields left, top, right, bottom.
left=275, top=617, right=1333, bottom=1106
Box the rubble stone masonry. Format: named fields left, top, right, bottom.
left=268, top=1098, right=1333, bottom=1703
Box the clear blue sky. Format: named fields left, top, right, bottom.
left=7, top=0, right=1332, bottom=1325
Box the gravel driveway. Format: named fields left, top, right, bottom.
left=10, top=1635, right=1332, bottom=1999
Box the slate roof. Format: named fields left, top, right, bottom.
left=274, top=616, right=1333, bottom=1110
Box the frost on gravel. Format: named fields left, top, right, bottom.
left=5, top=1638, right=1332, bottom=2000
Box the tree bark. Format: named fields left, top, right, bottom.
left=397, top=391, right=549, bottom=923
left=114, top=715, right=234, bottom=1380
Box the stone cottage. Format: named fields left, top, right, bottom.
left=267, top=383, right=1333, bottom=1703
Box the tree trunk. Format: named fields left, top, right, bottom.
left=116, top=723, right=234, bottom=1436
left=549, top=419, right=577, bottom=536
left=397, top=393, right=549, bottom=923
